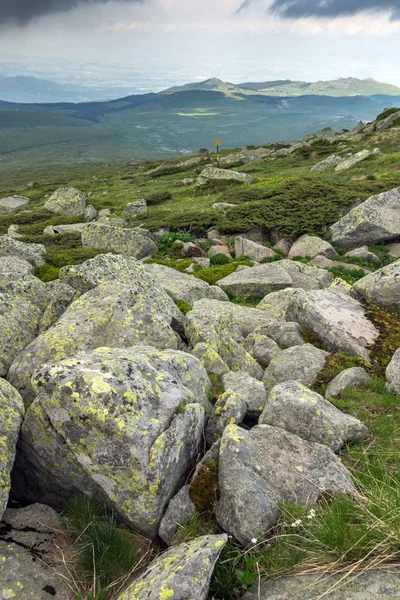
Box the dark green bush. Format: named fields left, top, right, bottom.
left=327, top=265, right=366, bottom=284
left=218, top=187, right=264, bottom=205
left=35, top=265, right=60, bottom=282
left=146, top=190, right=173, bottom=205
left=210, top=253, right=231, bottom=265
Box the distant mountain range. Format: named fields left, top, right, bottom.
left=1, top=75, right=400, bottom=104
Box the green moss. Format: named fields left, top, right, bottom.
left=35, top=265, right=60, bottom=282
left=189, top=459, right=219, bottom=519
left=366, top=303, right=400, bottom=376
left=174, top=300, right=192, bottom=315
left=144, top=256, right=193, bottom=272
left=0, top=209, right=82, bottom=236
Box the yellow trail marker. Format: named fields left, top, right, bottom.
left=215, top=140, right=221, bottom=147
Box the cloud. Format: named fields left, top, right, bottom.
left=0, top=0, right=143, bottom=25
left=269, top=0, right=400, bottom=19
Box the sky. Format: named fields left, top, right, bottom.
left=1, top=0, right=400, bottom=89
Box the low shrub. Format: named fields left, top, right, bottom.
left=210, top=253, right=231, bottom=265
left=159, top=232, right=195, bottom=253
left=146, top=190, right=173, bottom=205
left=35, top=265, right=60, bottom=282
left=327, top=265, right=366, bottom=284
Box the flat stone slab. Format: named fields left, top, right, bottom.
left=217, top=263, right=293, bottom=299
left=0, top=195, right=30, bottom=214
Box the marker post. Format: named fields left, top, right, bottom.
left=215, top=139, right=221, bottom=163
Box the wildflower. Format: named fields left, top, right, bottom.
left=291, top=519, right=302, bottom=527
left=251, top=538, right=257, bottom=544
left=307, top=509, right=316, bottom=520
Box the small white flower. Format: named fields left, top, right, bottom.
left=291, top=519, right=302, bottom=527
left=307, top=509, right=316, bottom=519
left=251, top=538, right=257, bottom=544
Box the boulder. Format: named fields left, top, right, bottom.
left=255, top=321, right=305, bottom=349
left=216, top=424, right=354, bottom=546
left=123, top=198, right=147, bottom=217
left=273, top=238, right=291, bottom=256
left=257, top=288, right=305, bottom=320
left=38, top=280, right=79, bottom=333
left=44, top=186, right=86, bottom=216
left=0, top=256, right=34, bottom=284
left=260, top=381, right=368, bottom=452
left=7, top=224, right=23, bottom=239
left=182, top=242, right=206, bottom=258
left=197, top=166, right=253, bottom=185
left=311, top=255, right=370, bottom=274
left=208, top=245, right=231, bottom=258
left=286, top=289, right=379, bottom=360
left=212, top=202, right=237, bottom=210
left=244, top=331, right=281, bottom=368
left=84, top=204, right=97, bottom=222
left=330, top=187, right=400, bottom=247
left=12, top=346, right=211, bottom=538
left=0, top=379, right=24, bottom=519
left=117, top=535, right=227, bottom=600
left=43, top=223, right=86, bottom=236
left=262, top=344, right=329, bottom=392
left=81, top=223, right=157, bottom=258
left=386, top=348, right=400, bottom=394
left=288, top=234, right=337, bottom=259
left=376, top=109, right=400, bottom=132
left=310, top=154, right=342, bottom=173
left=206, top=390, right=248, bottom=445
left=345, top=245, right=380, bottom=264
left=353, top=260, right=400, bottom=312
left=335, top=149, right=372, bottom=172
left=235, top=237, right=276, bottom=261
left=192, top=343, right=230, bottom=378
left=279, top=259, right=333, bottom=290
left=0, top=195, right=29, bottom=214
left=218, top=331, right=263, bottom=381
left=217, top=263, right=293, bottom=299
left=145, top=263, right=228, bottom=304
left=158, top=485, right=196, bottom=545
left=387, top=242, right=400, bottom=259
left=0, top=235, right=46, bottom=266
left=325, top=367, right=372, bottom=398
left=304, top=127, right=335, bottom=142
left=222, top=370, right=268, bottom=415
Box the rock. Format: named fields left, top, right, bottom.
left=182, top=241, right=206, bottom=258
left=240, top=569, right=400, bottom=600
left=192, top=343, right=230, bottom=378
left=43, top=223, right=86, bottom=235
left=310, top=154, right=342, bottom=173
left=325, top=366, right=371, bottom=398
left=44, top=186, right=86, bottom=216
left=260, top=381, right=368, bottom=452
left=182, top=177, right=194, bottom=186
left=288, top=234, right=337, bottom=260
left=257, top=288, right=305, bottom=320
left=304, top=127, right=335, bottom=142
left=235, top=237, right=276, bottom=261
left=145, top=263, right=228, bottom=304
left=353, top=260, right=400, bottom=312
left=0, top=235, right=46, bottom=266
left=208, top=245, right=231, bottom=258
left=335, top=149, right=372, bottom=172
left=158, top=485, right=196, bottom=545
left=376, top=109, right=400, bottom=132
left=236, top=264, right=251, bottom=272
left=279, top=259, right=333, bottom=290
left=13, top=346, right=211, bottom=538
left=218, top=331, right=263, bottom=381
left=7, top=224, right=23, bottom=239
left=0, top=256, right=34, bottom=284
left=0, top=195, right=30, bottom=214
left=117, top=534, right=227, bottom=600
left=387, top=242, right=400, bottom=259
left=81, top=222, right=157, bottom=258
left=257, top=321, right=305, bottom=348
left=345, top=245, right=380, bottom=263
left=273, top=238, right=291, bottom=256
left=286, top=289, right=379, bottom=360
left=38, top=280, right=79, bottom=332
left=216, top=424, right=354, bottom=546
left=330, top=187, right=400, bottom=247
left=197, top=166, right=253, bottom=185
left=212, top=202, right=237, bottom=210
left=386, top=348, right=400, bottom=394
left=311, top=255, right=370, bottom=274
left=84, top=204, right=97, bottom=222
left=207, top=229, right=222, bottom=240
left=217, top=263, right=293, bottom=299
left=123, top=198, right=147, bottom=217
left=223, top=370, right=268, bottom=415
left=349, top=120, right=365, bottom=135
left=0, top=379, right=24, bottom=519
left=8, top=267, right=185, bottom=402
left=262, top=344, right=329, bottom=392
left=193, top=257, right=210, bottom=268
left=206, top=390, right=248, bottom=445
left=244, top=331, right=281, bottom=368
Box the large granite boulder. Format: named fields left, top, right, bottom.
left=325, top=367, right=372, bottom=398
left=217, top=263, right=293, bottom=299
left=197, top=166, right=253, bottom=185
left=117, top=534, right=227, bottom=600
left=286, top=289, right=379, bottom=360
left=335, top=149, right=373, bottom=172
left=0, top=235, right=46, bottom=266
left=386, top=348, right=400, bottom=394
left=345, top=245, right=380, bottom=264
left=216, top=424, right=354, bottom=546
left=0, top=379, right=24, bottom=519
left=278, top=259, right=333, bottom=290
left=376, top=109, right=400, bottom=132
left=288, top=234, right=337, bottom=260
left=260, top=381, right=368, bottom=452
left=330, top=187, right=400, bottom=247
left=262, top=344, right=329, bottom=392
left=256, top=288, right=305, bottom=320
left=234, top=237, right=276, bottom=261
left=145, top=263, right=228, bottom=304
left=353, top=259, right=400, bottom=312
left=0, top=195, right=30, bottom=214
left=81, top=223, right=157, bottom=258
left=12, top=346, right=211, bottom=538
left=44, top=186, right=86, bottom=216
left=310, top=154, right=342, bottom=173
left=244, top=330, right=281, bottom=368
left=0, top=256, right=34, bottom=284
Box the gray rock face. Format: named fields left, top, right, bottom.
left=310, top=154, right=342, bottom=173
left=0, top=195, right=30, bottom=214
left=38, top=280, right=79, bottom=333
left=388, top=242, right=400, bottom=259
left=325, top=367, right=372, bottom=398
left=257, top=288, right=305, bottom=320
left=335, top=149, right=373, bottom=172
left=182, top=242, right=206, bottom=258
left=262, top=344, right=328, bottom=392
left=13, top=346, right=211, bottom=538
left=217, top=263, right=293, bottom=299
left=8, top=278, right=184, bottom=403
left=260, top=381, right=368, bottom=452
left=223, top=371, right=268, bottom=415
left=44, top=185, right=86, bottom=216
left=117, top=534, right=227, bottom=600
left=286, top=289, right=379, bottom=360
left=0, top=379, right=24, bottom=519
left=0, top=235, right=46, bottom=266
left=197, top=166, right=253, bottom=185
left=244, top=331, right=281, bottom=367
left=345, top=245, right=380, bottom=263
left=84, top=204, right=97, bottom=222
left=288, top=234, right=337, bottom=260
left=353, top=259, right=400, bottom=312
left=311, top=255, right=370, bottom=274
left=158, top=485, right=196, bottom=545
left=81, top=223, right=157, bottom=258
left=235, top=237, right=276, bottom=261
left=206, top=390, right=248, bottom=445
left=216, top=424, right=355, bottom=546
left=258, top=321, right=305, bottom=349
left=240, top=569, right=400, bottom=600
left=0, top=256, right=34, bottom=284
left=145, top=263, right=228, bottom=305
left=376, top=109, right=400, bottom=131
left=330, top=187, right=400, bottom=247
left=279, top=259, right=333, bottom=290
left=386, top=348, right=400, bottom=394
left=43, top=223, right=86, bottom=235
left=208, top=244, right=231, bottom=258
left=123, top=198, right=147, bottom=217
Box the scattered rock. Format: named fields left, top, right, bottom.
left=208, top=245, right=231, bottom=258
left=335, top=149, right=373, bottom=172
left=257, top=288, right=305, bottom=320
left=212, top=202, right=237, bottom=210
left=197, top=166, right=253, bottom=185
left=158, top=485, right=196, bottom=545
left=262, top=344, right=329, bottom=392
left=244, top=331, right=281, bottom=368
left=0, top=195, right=30, bottom=214
left=206, top=390, right=248, bottom=445
left=386, top=347, right=400, bottom=394
left=387, top=242, right=400, bottom=259
left=216, top=263, right=293, bottom=299
left=310, top=154, right=342, bottom=173
left=279, top=259, right=333, bottom=290
left=376, top=110, right=400, bottom=132
left=123, top=198, right=147, bottom=217
left=81, top=222, right=157, bottom=258
left=0, top=256, right=34, bottom=284
left=223, top=370, right=268, bottom=415
left=326, top=367, right=372, bottom=398
left=288, top=234, right=337, bottom=260
left=0, top=235, right=46, bottom=266
left=43, top=223, right=86, bottom=235
left=84, top=204, right=97, bottom=222
left=7, top=224, right=23, bottom=239
left=235, top=237, right=276, bottom=261
left=273, top=238, right=291, bottom=256
left=182, top=177, right=194, bottom=186
left=345, top=245, right=380, bottom=264
left=182, top=241, right=206, bottom=258
left=311, top=255, right=370, bottom=273
left=44, top=186, right=86, bottom=216
left=353, top=259, right=400, bottom=312
left=257, top=321, right=305, bottom=348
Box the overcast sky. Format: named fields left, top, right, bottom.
left=1, top=0, right=400, bottom=88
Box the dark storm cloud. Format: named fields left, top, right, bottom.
left=0, top=0, right=142, bottom=25
left=269, top=0, right=400, bottom=19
